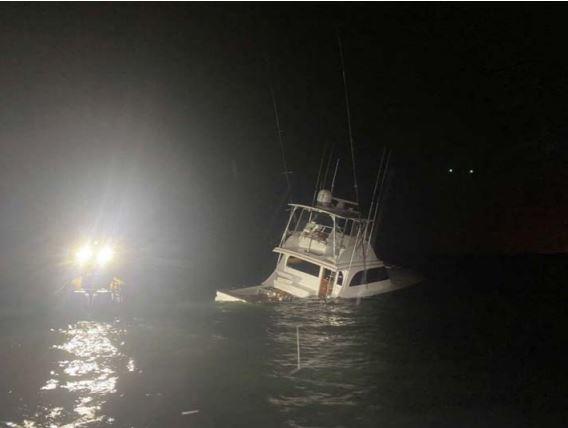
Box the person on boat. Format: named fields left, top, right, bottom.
left=109, top=277, right=125, bottom=303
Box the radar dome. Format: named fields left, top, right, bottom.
left=316, top=189, right=332, bottom=206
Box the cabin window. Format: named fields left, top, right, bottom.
left=336, top=272, right=344, bottom=286
left=286, top=256, right=321, bottom=277
left=349, top=267, right=389, bottom=286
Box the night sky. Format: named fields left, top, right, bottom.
left=0, top=4, right=566, bottom=297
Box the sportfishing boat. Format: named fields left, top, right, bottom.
left=216, top=188, right=409, bottom=303
left=217, top=33, right=421, bottom=302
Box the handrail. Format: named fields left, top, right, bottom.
left=288, top=203, right=364, bottom=221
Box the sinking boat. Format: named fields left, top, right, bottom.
left=217, top=33, right=422, bottom=303
left=216, top=189, right=411, bottom=303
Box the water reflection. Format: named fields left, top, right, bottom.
left=13, top=320, right=132, bottom=427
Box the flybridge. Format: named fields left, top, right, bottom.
left=276, top=190, right=375, bottom=264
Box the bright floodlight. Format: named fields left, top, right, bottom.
left=96, top=245, right=114, bottom=266
left=448, top=168, right=454, bottom=173
left=75, top=245, right=93, bottom=265
left=469, top=169, right=474, bottom=174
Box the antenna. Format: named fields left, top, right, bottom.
left=321, top=142, right=335, bottom=191
left=312, top=146, right=327, bottom=205
left=265, top=56, right=291, bottom=195
left=337, top=29, right=360, bottom=206
left=330, top=158, right=341, bottom=194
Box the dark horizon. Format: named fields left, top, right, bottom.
left=0, top=4, right=567, bottom=299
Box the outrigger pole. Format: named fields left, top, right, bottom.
left=337, top=28, right=368, bottom=302
left=337, top=29, right=360, bottom=207
left=264, top=54, right=291, bottom=196
left=366, top=147, right=387, bottom=240
left=370, top=149, right=392, bottom=243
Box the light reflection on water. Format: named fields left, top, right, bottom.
left=2, top=281, right=554, bottom=427
left=11, top=320, right=133, bottom=428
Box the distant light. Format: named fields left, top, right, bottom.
left=96, top=246, right=114, bottom=266
left=448, top=168, right=454, bottom=173
left=469, top=169, right=474, bottom=174
left=75, top=245, right=93, bottom=266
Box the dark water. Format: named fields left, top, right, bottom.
left=0, top=258, right=566, bottom=427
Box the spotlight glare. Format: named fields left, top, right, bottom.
left=75, top=245, right=93, bottom=265
left=97, top=246, right=114, bottom=266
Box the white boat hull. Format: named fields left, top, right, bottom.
left=215, top=266, right=421, bottom=303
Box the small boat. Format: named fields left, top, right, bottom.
left=64, top=241, right=127, bottom=309
left=216, top=189, right=412, bottom=303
